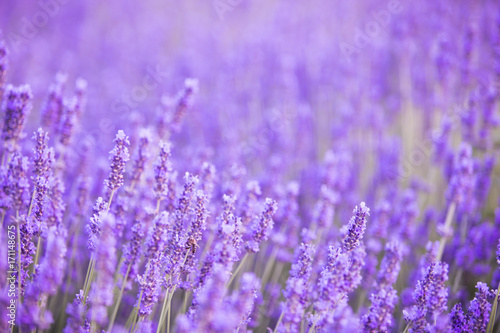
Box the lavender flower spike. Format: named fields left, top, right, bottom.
left=32, top=128, right=54, bottom=180
left=0, top=40, right=6, bottom=97
left=447, top=143, right=474, bottom=212
left=245, top=198, right=278, bottom=253
left=137, top=255, right=164, bottom=317
left=104, top=130, right=130, bottom=193
left=89, top=212, right=117, bottom=327
left=342, top=202, right=370, bottom=252
left=154, top=140, right=173, bottom=201
left=1, top=84, right=32, bottom=153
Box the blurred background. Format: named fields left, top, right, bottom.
left=0, top=0, right=499, bottom=204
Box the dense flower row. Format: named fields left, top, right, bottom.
left=1, top=0, right=500, bottom=332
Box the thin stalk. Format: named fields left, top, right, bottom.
left=261, top=247, right=278, bottom=287
left=33, top=236, right=42, bottom=269
left=227, top=253, right=249, bottom=288
left=181, top=291, right=189, bottom=314
left=83, top=257, right=96, bottom=303
left=487, top=280, right=500, bottom=333
left=157, top=252, right=189, bottom=333
left=157, top=289, right=173, bottom=333
left=130, top=290, right=144, bottom=333
left=156, top=199, right=161, bottom=214
left=107, top=189, right=116, bottom=213
left=108, top=264, right=131, bottom=332
left=166, top=302, right=171, bottom=333
left=436, top=202, right=456, bottom=262
left=274, top=310, right=284, bottom=333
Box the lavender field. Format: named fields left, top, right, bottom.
left=1, top=0, right=500, bottom=332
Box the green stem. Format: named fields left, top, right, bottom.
left=130, top=290, right=144, bottom=333
left=487, top=280, right=500, bottom=333
left=107, top=189, right=116, bottom=213
left=157, top=289, right=172, bottom=333
left=227, top=253, right=249, bottom=288
left=436, top=202, right=456, bottom=262
left=261, top=247, right=278, bottom=288
left=83, top=257, right=96, bottom=303
left=274, top=310, right=284, bottom=333
left=108, top=264, right=131, bottom=332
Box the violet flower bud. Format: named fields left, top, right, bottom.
left=362, top=287, right=398, bottom=333
left=45, top=175, right=66, bottom=228
left=145, top=211, right=169, bottom=260
left=447, top=143, right=475, bottom=212
left=89, top=212, right=117, bottom=326
left=403, top=261, right=449, bottom=332
left=154, top=140, right=173, bottom=201
left=1, top=84, right=32, bottom=152
left=280, top=243, right=315, bottom=332
left=41, top=73, right=67, bottom=130
left=32, top=128, right=54, bottom=180
left=129, top=127, right=153, bottom=188
left=6, top=151, right=30, bottom=213
left=170, top=78, right=199, bottom=132
left=466, top=282, right=493, bottom=332
left=200, top=162, right=216, bottom=202
left=104, top=130, right=130, bottom=192
left=0, top=40, right=6, bottom=97
left=245, top=198, right=278, bottom=253
left=59, top=97, right=78, bottom=146
left=342, top=202, right=369, bottom=253
left=450, top=303, right=467, bottom=333
left=137, top=255, right=164, bottom=317
left=376, top=241, right=403, bottom=289
left=86, top=197, right=106, bottom=252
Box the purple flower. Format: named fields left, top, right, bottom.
left=121, top=218, right=145, bottom=287
left=154, top=140, right=173, bottom=201
left=312, top=185, right=338, bottom=230
left=450, top=303, right=467, bottom=333
left=41, top=73, right=67, bottom=131
left=129, top=127, right=153, bottom=188
left=45, top=175, right=66, bottom=229
left=362, top=287, right=398, bottom=333
left=59, top=97, right=78, bottom=146
left=200, top=162, right=217, bottom=202
left=145, top=211, right=170, bottom=259
left=342, top=202, right=370, bottom=253
left=1, top=84, right=32, bottom=152
left=169, top=78, right=199, bottom=133
left=32, top=128, right=54, bottom=179
left=239, top=180, right=262, bottom=228
left=89, top=212, right=117, bottom=326
left=466, top=282, right=493, bottom=332
left=280, top=243, right=315, bottom=332
left=245, top=198, right=278, bottom=253
left=6, top=151, right=30, bottom=213
left=137, top=255, right=164, bottom=317
left=403, top=261, right=449, bottom=332
left=447, top=143, right=475, bottom=212
left=181, top=263, right=230, bottom=331
left=376, top=241, right=403, bottom=289
left=232, top=272, right=260, bottom=331
left=86, top=197, right=106, bottom=252
left=104, top=130, right=130, bottom=193
left=0, top=40, right=6, bottom=97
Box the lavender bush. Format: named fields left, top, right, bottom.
left=1, top=0, right=500, bottom=332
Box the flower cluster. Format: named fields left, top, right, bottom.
left=1, top=1, right=500, bottom=332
